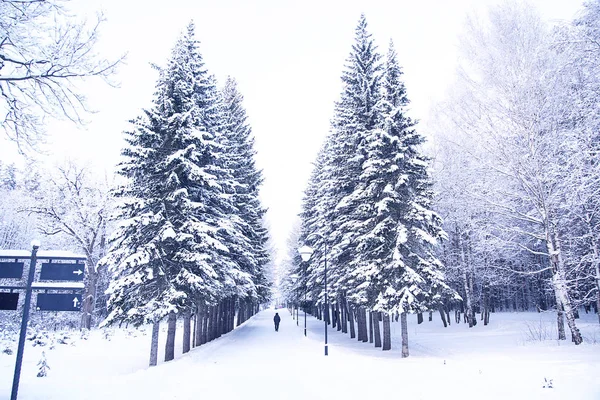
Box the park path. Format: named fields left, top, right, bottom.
left=100, top=308, right=341, bottom=400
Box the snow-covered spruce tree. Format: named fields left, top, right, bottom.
left=348, top=41, right=452, bottom=357
left=220, top=77, right=271, bottom=309
left=102, top=22, right=236, bottom=365
left=325, top=14, right=383, bottom=339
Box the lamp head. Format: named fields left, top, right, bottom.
left=298, top=245, right=314, bottom=262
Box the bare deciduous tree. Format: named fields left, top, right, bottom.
left=25, top=161, right=112, bottom=329
left=0, top=0, right=123, bottom=152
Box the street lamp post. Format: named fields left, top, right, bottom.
left=298, top=242, right=328, bottom=356
left=323, top=240, right=328, bottom=356
left=290, top=274, right=298, bottom=321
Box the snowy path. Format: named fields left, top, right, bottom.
left=2, top=309, right=600, bottom=399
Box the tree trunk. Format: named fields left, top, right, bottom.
left=165, top=311, right=176, bottom=362
left=547, top=228, right=583, bottom=344
left=212, top=304, right=219, bottom=340
left=439, top=308, right=447, bottom=328
left=361, top=308, right=369, bottom=342
left=429, top=311, right=433, bottom=322
left=331, top=304, right=336, bottom=329
left=208, top=305, right=215, bottom=342
left=357, top=307, right=364, bottom=342
left=373, top=311, right=382, bottom=347
left=417, top=312, right=423, bottom=324
left=336, top=302, right=341, bottom=331
left=192, top=309, right=197, bottom=348
left=445, top=308, right=451, bottom=326
left=81, top=259, right=97, bottom=329
left=369, top=311, right=373, bottom=343
left=592, top=240, right=600, bottom=324
left=183, top=310, right=191, bottom=354
left=348, top=304, right=356, bottom=339
left=460, top=234, right=474, bottom=328
left=149, top=320, right=160, bottom=367
left=236, top=299, right=243, bottom=327
left=401, top=312, right=409, bottom=358
left=195, top=305, right=203, bottom=346
left=230, top=297, right=236, bottom=332
left=202, top=306, right=209, bottom=344
left=556, top=301, right=566, bottom=340
left=216, top=301, right=223, bottom=338
left=341, top=298, right=348, bottom=333
left=382, top=312, right=391, bottom=351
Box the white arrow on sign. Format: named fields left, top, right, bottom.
left=73, top=269, right=83, bottom=275
left=73, top=297, right=80, bottom=307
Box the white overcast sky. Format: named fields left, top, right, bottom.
left=0, top=0, right=583, bottom=261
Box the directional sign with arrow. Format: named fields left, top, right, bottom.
left=36, top=293, right=82, bottom=312
left=39, top=263, right=85, bottom=281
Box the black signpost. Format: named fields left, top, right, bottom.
left=0, top=246, right=86, bottom=400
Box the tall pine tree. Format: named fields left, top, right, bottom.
left=102, top=22, right=241, bottom=364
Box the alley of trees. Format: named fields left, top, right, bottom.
left=1, top=0, right=600, bottom=363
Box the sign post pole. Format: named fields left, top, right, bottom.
left=10, top=244, right=39, bottom=400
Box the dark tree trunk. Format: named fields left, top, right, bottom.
left=356, top=307, right=364, bottom=341
left=369, top=311, right=373, bottom=343
left=208, top=305, right=215, bottom=342
left=331, top=304, right=336, bottom=328
left=429, top=311, right=433, bottom=322
left=202, top=306, right=209, bottom=344
left=183, top=310, right=191, bottom=354
left=445, top=308, right=451, bottom=326
left=212, top=304, right=219, bottom=340
left=382, top=312, right=391, bottom=351
left=439, top=308, right=448, bottom=328
left=216, top=301, right=223, bottom=338
left=417, top=312, right=423, bottom=324
left=373, top=311, right=382, bottom=348
left=165, top=311, right=176, bottom=362
left=236, top=298, right=243, bottom=327
left=149, top=320, right=160, bottom=367
left=192, top=309, right=197, bottom=348
left=336, top=302, right=341, bottom=331
left=341, top=298, right=348, bottom=333
left=195, top=305, right=203, bottom=346
left=230, top=299, right=235, bottom=330
left=361, top=308, right=369, bottom=342
left=348, top=305, right=356, bottom=339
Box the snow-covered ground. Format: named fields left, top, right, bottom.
left=1, top=309, right=599, bottom=399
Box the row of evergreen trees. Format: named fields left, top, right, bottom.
left=288, top=15, right=458, bottom=358
left=100, top=22, right=271, bottom=365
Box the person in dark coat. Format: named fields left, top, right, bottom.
left=273, top=312, right=281, bottom=331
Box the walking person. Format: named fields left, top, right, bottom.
left=273, top=312, right=281, bottom=332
